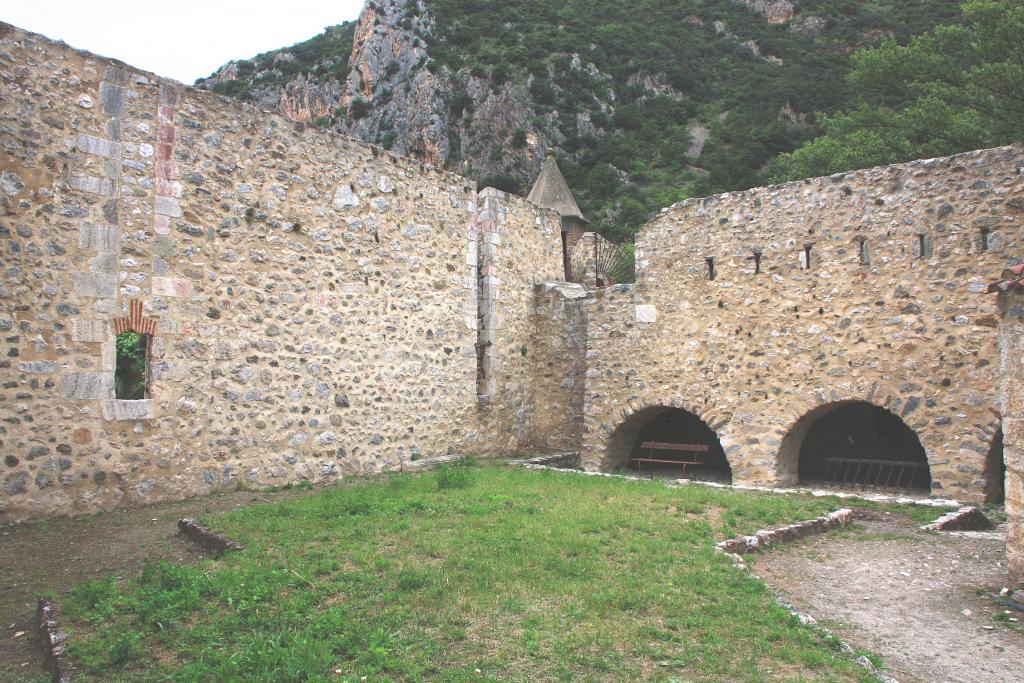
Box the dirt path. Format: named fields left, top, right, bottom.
left=753, top=511, right=1023, bottom=683
left=0, top=487, right=315, bottom=682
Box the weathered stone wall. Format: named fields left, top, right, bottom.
left=526, top=282, right=590, bottom=451
left=0, top=23, right=562, bottom=523
left=582, top=145, right=1024, bottom=502
left=472, top=189, right=564, bottom=452
left=4, top=20, right=1024, bottom=523
left=998, top=290, right=1024, bottom=583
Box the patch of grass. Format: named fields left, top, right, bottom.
left=434, top=458, right=476, bottom=490
left=65, top=466, right=878, bottom=681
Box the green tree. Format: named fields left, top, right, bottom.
left=771, top=0, right=1024, bottom=182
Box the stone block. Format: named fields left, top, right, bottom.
left=90, top=252, right=118, bottom=274
left=101, top=399, right=155, bottom=421
left=154, top=215, right=171, bottom=236
left=635, top=304, right=657, bottom=324
left=104, top=66, right=129, bottom=85
left=156, top=161, right=178, bottom=180
left=79, top=223, right=118, bottom=252
left=70, top=173, right=115, bottom=196
left=157, top=125, right=178, bottom=144
left=101, top=342, right=116, bottom=371
left=71, top=272, right=117, bottom=298
left=152, top=277, right=191, bottom=297
left=152, top=255, right=170, bottom=276
left=18, top=361, right=59, bottom=373
left=72, top=319, right=111, bottom=343
left=76, top=134, right=120, bottom=158
left=156, top=178, right=182, bottom=198
left=159, top=84, right=181, bottom=107
left=158, top=105, right=175, bottom=124
left=333, top=183, right=360, bottom=210
left=62, top=372, right=114, bottom=400
left=154, top=195, right=182, bottom=217
left=99, top=82, right=125, bottom=117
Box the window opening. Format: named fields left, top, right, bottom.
left=858, top=238, right=869, bottom=265
left=980, top=227, right=990, bottom=252
left=115, top=331, right=149, bottom=400
left=752, top=250, right=762, bottom=275
left=915, top=233, right=932, bottom=258
left=705, top=257, right=715, bottom=281
left=801, top=244, right=813, bottom=270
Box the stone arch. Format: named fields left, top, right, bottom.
left=599, top=400, right=734, bottom=482
left=113, top=299, right=160, bottom=336
left=777, top=399, right=932, bottom=492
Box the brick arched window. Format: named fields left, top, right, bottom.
left=112, top=300, right=159, bottom=400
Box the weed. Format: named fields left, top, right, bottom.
left=435, top=460, right=475, bottom=490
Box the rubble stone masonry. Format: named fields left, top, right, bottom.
left=581, top=144, right=1024, bottom=503
left=998, top=290, right=1024, bottom=583
left=2, top=21, right=1023, bottom=527
left=0, top=23, right=561, bottom=522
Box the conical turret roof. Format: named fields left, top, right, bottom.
left=527, top=149, right=587, bottom=222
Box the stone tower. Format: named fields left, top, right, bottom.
left=527, top=149, right=588, bottom=280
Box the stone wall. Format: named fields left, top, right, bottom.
left=4, top=20, right=1024, bottom=522
left=472, top=189, right=564, bottom=452
left=0, top=23, right=562, bottom=523
left=998, top=290, right=1024, bottom=583
left=526, top=282, right=590, bottom=451
left=581, top=145, right=1024, bottom=502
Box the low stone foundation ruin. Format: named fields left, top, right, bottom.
left=1, top=17, right=1022, bottom=577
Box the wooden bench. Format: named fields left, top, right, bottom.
left=633, top=442, right=709, bottom=477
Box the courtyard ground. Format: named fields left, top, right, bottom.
left=3, top=464, right=1017, bottom=682
left=3, top=464, right=882, bottom=682
left=753, top=510, right=1022, bottom=683
left=0, top=483, right=317, bottom=682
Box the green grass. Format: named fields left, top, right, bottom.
left=65, top=465, right=879, bottom=681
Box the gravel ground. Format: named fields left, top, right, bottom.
left=753, top=511, right=1023, bottom=683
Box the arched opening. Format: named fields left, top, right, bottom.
left=792, top=402, right=930, bottom=492
left=986, top=426, right=1005, bottom=504
left=604, top=406, right=731, bottom=482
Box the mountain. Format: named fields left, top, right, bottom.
left=197, top=0, right=963, bottom=241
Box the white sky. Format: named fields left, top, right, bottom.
left=3, top=1, right=365, bottom=84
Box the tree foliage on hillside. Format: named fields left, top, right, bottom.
left=202, top=23, right=357, bottom=97
left=770, top=0, right=1024, bottom=182
left=424, top=0, right=962, bottom=241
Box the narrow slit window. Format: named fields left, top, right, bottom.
left=801, top=244, right=813, bottom=270
left=705, top=257, right=715, bottom=281
left=752, top=250, right=762, bottom=275
left=980, top=227, right=990, bottom=252
left=915, top=233, right=931, bottom=259
left=858, top=238, right=869, bottom=265
left=115, top=331, right=149, bottom=400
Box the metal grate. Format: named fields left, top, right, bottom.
left=568, top=232, right=634, bottom=287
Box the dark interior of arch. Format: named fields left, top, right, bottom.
left=798, top=402, right=930, bottom=491
left=986, top=426, right=1005, bottom=504
left=630, top=408, right=732, bottom=482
